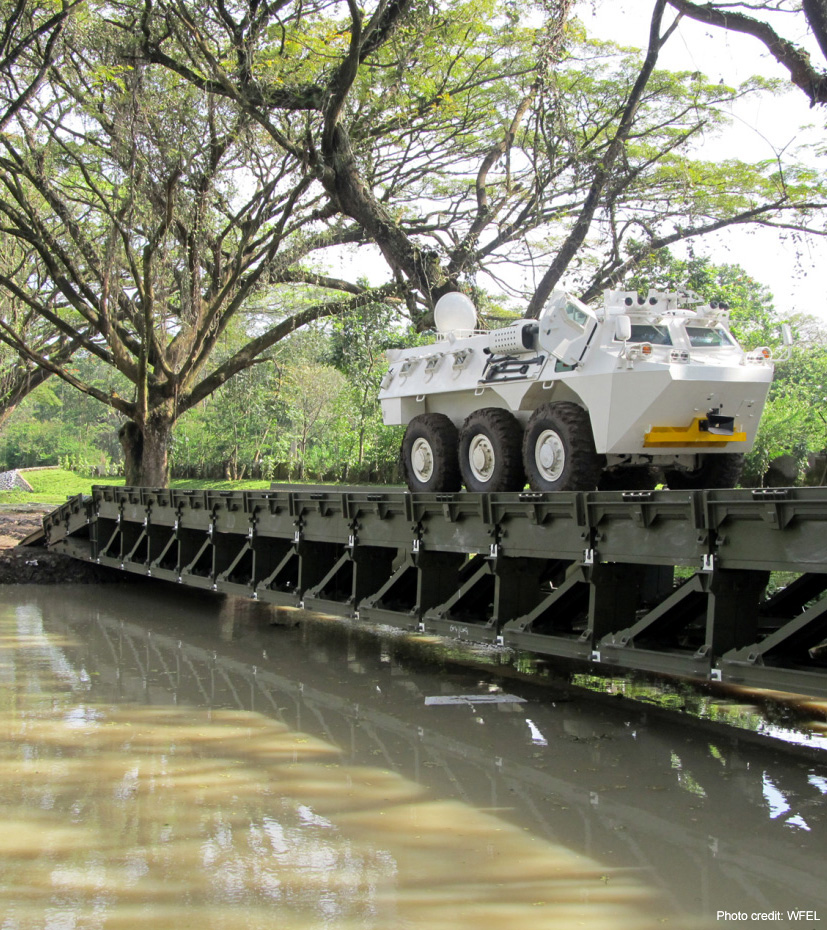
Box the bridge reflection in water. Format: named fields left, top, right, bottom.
left=1, top=584, right=826, bottom=929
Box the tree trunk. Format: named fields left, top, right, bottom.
left=0, top=403, right=16, bottom=432
left=118, top=421, right=144, bottom=486
left=119, top=414, right=173, bottom=487
left=141, top=414, right=173, bottom=487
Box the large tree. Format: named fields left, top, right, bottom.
left=2, top=0, right=558, bottom=483
left=1, top=0, right=826, bottom=485
left=0, top=4, right=403, bottom=484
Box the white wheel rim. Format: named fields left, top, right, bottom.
left=535, top=429, right=565, bottom=482
left=411, top=437, right=434, bottom=482
left=468, top=434, right=496, bottom=483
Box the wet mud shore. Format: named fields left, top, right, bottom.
left=0, top=505, right=120, bottom=584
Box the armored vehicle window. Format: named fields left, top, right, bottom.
left=563, top=300, right=589, bottom=328
left=686, top=326, right=735, bottom=348
left=615, top=324, right=673, bottom=345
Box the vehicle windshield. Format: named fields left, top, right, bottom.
left=686, top=326, right=736, bottom=348
left=615, top=323, right=673, bottom=346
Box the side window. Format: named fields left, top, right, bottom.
left=686, top=326, right=735, bottom=347
left=614, top=324, right=673, bottom=346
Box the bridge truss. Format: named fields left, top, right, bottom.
left=44, top=484, right=827, bottom=698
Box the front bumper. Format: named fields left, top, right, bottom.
left=644, top=416, right=747, bottom=448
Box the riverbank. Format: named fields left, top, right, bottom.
left=0, top=505, right=123, bottom=583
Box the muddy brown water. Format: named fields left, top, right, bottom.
left=1, top=583, right=826, bottom=929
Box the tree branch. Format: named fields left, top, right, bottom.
left=579, top=200, right=791, bottom=302
left=526, top=0, right=675, bottom=318
left=180, top=282, right=402, bottom=411
left=0, top=318, right=135, bottom=416
left=667, top=0, right=827, bottom=104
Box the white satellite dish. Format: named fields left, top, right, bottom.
left=434, top=292, right=477, bottom=335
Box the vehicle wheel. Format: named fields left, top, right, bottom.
left=401, top=413, right=462, bottom=492
left=598, top=465, right=659, bottom=491
left=458, top=408, right=525, bottom=492
left=522, top=402, right=603, bottom=492
left=664, top=453, right=744, bottom=490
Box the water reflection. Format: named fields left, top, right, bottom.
left=0, top=600, right=665, bottom=930
left=539, top=670, right=827, bottom=751
left=2, top=585, right=827, bottom=929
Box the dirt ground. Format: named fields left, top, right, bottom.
left=0, top=506, right=52, bottom=549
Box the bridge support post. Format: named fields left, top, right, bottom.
left=704, top=568, right=769, bottom=657
left=303, top=545, right=397, bottom=617
left=358, top=550, right=466, bottom=628
left=423, top=555, right=549, bottom=643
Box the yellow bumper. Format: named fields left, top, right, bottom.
left=644, top=417, right=747, bottom=448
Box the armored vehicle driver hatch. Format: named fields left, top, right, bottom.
left=379, top=289, right=783, bottom=493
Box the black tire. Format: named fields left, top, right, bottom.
left=598, top=465, right=659, bottom=491
left=401, top=413, right=461, bottom=492
left=458, top=408, right=525, bottom=492
left=664, top=453, right=744, bottom=490
left=522, top=402, right=603, bottom=492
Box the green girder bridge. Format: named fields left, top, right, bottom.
left=44, top=484, right=827, bottom=699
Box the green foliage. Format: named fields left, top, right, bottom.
left=165, top=317, right=408, bottom=483
left=743, top=345, right=827, bottom=484
left=172, top=360, right=282, bottom=480
left=0, top=360, right=124, bottom=472
left=322, top=301, right=407, bottom=470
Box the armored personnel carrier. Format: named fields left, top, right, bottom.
left=379, top=289, right=785, bottom=492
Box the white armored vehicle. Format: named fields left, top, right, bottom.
left=379, top=290, right=784, bottom=493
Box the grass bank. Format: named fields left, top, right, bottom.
left=0, top=469, right=275, bottom=506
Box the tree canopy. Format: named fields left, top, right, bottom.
left=0, top=0, right=825, bottom=485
